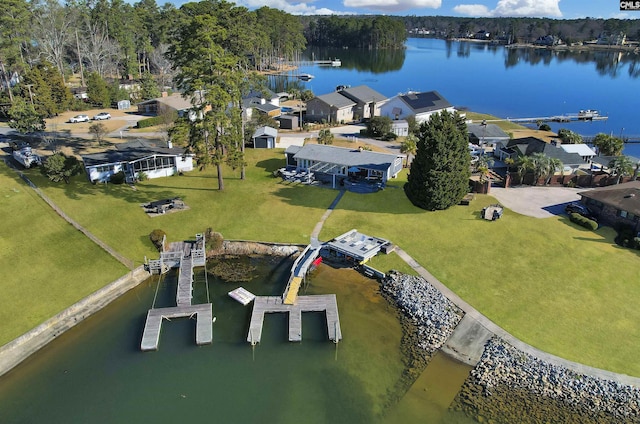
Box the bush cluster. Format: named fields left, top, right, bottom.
left=569, top=212, right=598, bottom=230
left=136, top=116, right=163, bottom=128
left=204, top=227, right=224, bottom=251
left=149, top=229, right=167, bottom=252
left=109, top=171, right=125, bottom=184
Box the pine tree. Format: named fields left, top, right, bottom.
left=404, top=111, right=471, bottom=210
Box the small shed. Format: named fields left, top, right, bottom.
left=278, top=114, right=299, bottom=130
left=117, top=100, right=131, bottom=110
left=252, top=126, right=278, bottom=149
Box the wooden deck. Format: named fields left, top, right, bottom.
left=141, top=304, right=213, bottom=351
left=247, top=295, right=341, bottom=344
left=176, top=256, right=193, bottom=306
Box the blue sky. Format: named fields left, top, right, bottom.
left=223, top=0, right=639, bottom=19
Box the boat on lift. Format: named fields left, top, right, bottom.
left=298, top=73, right=314, bottom=81
left=578, top=109, right=600, bottom=120
left=12, top=143, right=42, bottom=168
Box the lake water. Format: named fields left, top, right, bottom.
left=281, top=38, right=640, bottom=158
left=0, top=257, right=475, bottom=423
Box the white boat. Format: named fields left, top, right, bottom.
left=331, top=58, right=341, bottom=67
left=12, top=144, right=42, bottom=168
left=298, top=73, right=314, bottom=81
left=578, top=109, right=599, bottom=119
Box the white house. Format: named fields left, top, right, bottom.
left=82, top=140, right=194, bottom=184
left=380, top=91, right=454, bottom=124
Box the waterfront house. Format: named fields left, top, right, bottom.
left=82, top=140, right=194, bottom=184
left=306, top=92, right=356, bottom=124
left=137, top=93, right=196, bottom=118
left=284, top=144, right=403, bottom=189
left=337, top=85, right=388, bottom=120
left=242, top=88, right=281, bottom=120
left=559, top=144, right=597, bottom=162
left=252, top=126, right=278, bottom=148
left=578, top=181, right=640, bottom=234
left=379, top=91, right=454, bottom=124
left=494, top=137, right=588, bottom=172
left=467, top=123, right=509, bottom=150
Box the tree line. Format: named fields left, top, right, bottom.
left=300, top=15, right=407, bottom=49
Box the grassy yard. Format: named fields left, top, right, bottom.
left=0, top=166, right=128, bottom=345
left=319, top=172, right=640, bottom=376
left=4, top=147, right=640, bottom=377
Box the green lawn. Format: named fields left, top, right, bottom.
left=319, top=171, right=640, bottom=376
left=0, top=167, right=128, bottom=344
left=4, top=148, right=640, bottom=377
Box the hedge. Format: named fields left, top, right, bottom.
left=569, top=213, right=598, bottom=231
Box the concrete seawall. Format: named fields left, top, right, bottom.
left=0, top=266, right=149, bottom=378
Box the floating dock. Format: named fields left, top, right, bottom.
left=247, top=295, right=342, bottom=344
left=141, top=234, right=212, bottom=351
left=228, top=287, right=256, bottom=306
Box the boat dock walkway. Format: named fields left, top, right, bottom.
left=282, top=240, right=322, bottom=304
left=141, top=234, right=212, bottom=351
left=247, top=295, right=341, bottom=344
left=475, top=113, right=608, bottom=125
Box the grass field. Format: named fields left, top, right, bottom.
left=3, top=145, right=640, bottom=377
left=0, top=166, right=128, bottom=344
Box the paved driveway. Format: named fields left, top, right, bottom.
left=489, top=186, right=584, bottom=218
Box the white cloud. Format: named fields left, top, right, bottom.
left=454, top=0, right=562, bottom=18
left=492, top=0, right=562, bottom=17
left=343, top=0, right=441, bottom=13
left=452, top=4, right=491, bottom=16
left=232, top=0, right=343, bottom=15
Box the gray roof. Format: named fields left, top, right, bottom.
left=253, top=103, right=280, bottom=113
left=467, top=123, right=509, bottom=139
left=82, top=140, right=187, bottom=166
left=339, top=85, right=388, bottom=103
left=313, top=92, right=356, bottom=109
left=399, top=91, right=451, bottom=114
left=292, top=144, right=402, bottom=171
left=579, top=181, right=640, bottom=215
left=506, top=137, right=586, bottom=166
left=591, top=154, right=640, bottom=166
left=252, top=126, right=278, bottom=138
left=325, top=229, right=390, bottom=262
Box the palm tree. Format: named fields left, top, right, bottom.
left=400, top=134, right=417, bottom=167
left=608, top=156, right=634, bottom=184
left=516, top=155, right=534, bottom=185
left=474, top=154, right=495, bottom=182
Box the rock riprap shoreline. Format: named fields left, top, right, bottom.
left=453, top=337, right=640, bottom=423
left=380, top=271, right=464, bottom=354
left=382, top=272, right=640, bottom=423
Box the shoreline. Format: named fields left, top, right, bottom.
left=381, top=271, right=640, bottom=422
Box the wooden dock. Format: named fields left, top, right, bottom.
left=141, top=233, right=212, bottom=351
left=247, top=295, right=342, bottom=344
left=141, top=304, right=213, bottom=351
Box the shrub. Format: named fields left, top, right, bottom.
left=136, top=116, right=163, bottom=128
left=109, top=171, right=125, bottom=184
left=137, top=171, right=148, bottom=181
left=569, top=213, right=598, bottom=230
left=538, top=123, right=551, bottom=131
left=633, top=237, right=640, bottom=250
left=382, top=132, right=398, bottom=141
left=149, top=229, right=167, bottom=251
left=204, top=227, right=224, bottom=251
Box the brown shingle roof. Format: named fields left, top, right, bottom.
left=579, top=181, right=640, bottom=215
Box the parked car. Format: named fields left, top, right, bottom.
left=565, top=203, right=597, bottom=221
left=92, top=112, right=111, bottom=120
left=69, top=114, right=90, bottom=123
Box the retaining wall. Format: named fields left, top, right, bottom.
left=0, top=266, right=149, bottom=378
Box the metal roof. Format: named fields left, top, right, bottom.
left=292, top=144, right=402, bottom=171
left=81, top=140, right=188, bottom=166
left=253, top=126, right=278, bottom=138
left=560, top=144, right=597, bottom=157
left=325, top=229, right=390, bottom=262
left=399, top=90, right=451, bottom=114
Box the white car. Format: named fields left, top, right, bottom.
left=93, top=112, right=111, bottom=120
left=69, top=114, right=90, bottom=123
